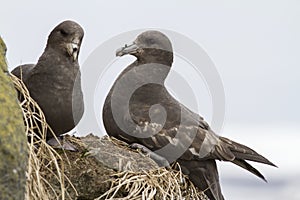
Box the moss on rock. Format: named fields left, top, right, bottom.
left=0, top=37, right=28, bottom=200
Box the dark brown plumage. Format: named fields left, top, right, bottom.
left=11, top=20, right=84, bottom=140
left=103, top=30, right=276, bottom=200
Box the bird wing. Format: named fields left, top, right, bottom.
left=11, top=64, right=35, bottom=82
left=128, top=86, right=275, bottom=180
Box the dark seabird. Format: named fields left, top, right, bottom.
left=103, top=30, right=276, bottom=200
left=12, top=20, right=84, bottom=147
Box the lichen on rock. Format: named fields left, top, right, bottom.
left=0, top=36, right=28, bottom=200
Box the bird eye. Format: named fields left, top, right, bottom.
left=59, top=29, right=68, bottom=36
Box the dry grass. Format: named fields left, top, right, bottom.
left=95, top=136, right=207, bottom=200
left=10, top=74, right=76, bottom=200
left=97, top=162, right=207, bottom=200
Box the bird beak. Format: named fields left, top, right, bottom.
left=67, top=38, right=80, bottom=61
left=116, top=42, right=140, bottom=57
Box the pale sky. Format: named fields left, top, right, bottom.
left=1, top=1, right=299, bottom=199
left=1, top=1, right=299, bottom=128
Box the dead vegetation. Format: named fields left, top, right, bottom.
left=11, top=74, right=76, bottom=199
left=97, top=162, right=207, bottom=200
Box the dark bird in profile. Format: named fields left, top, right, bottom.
left=103, top=30, right=276, bottom=200
left=11, top=20, right=84, bottom=145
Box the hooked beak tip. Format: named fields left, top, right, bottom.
left=116, top=43, right=139, bottom=57
left=67, top=42, right=79, bottom=61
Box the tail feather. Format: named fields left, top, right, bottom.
left=220, top=137, right=277, bottom=167
left=233, top=151, right=276, bottom=167
left=178, top=159, right=225, bottom=200
left=231, top=159, right=267, bottom=182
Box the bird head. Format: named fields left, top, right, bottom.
left=116, top=30, right=173, bottom=66
left=47, top=20, right=84, bottom=61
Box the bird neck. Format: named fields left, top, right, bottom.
left=107, top=61, right=170, bottom=107
left=137, top=49, right=173, bottom=67
left=35, top=47, right=79, bottom=76
left=122, top=60, right=171, bottom=84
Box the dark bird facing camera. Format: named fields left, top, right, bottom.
left=12, top=20, right=84, bottom=146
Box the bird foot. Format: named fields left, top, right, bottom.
left=47, top=136, right=77, bottom=151
left=130, top=143, right=170, bottom=167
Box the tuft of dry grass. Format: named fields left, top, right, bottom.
left=10, top=74, right=76, bottom=200
left=94, top=136, right=208, bottom=200
left=97, top=162, right=208, bottom=200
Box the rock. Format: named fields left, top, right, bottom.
left=46, top=135, right=206, bottom=200
left=0, top=37, right=28, bottom=200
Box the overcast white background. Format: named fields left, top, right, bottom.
left=1, top=1, right=299, bottom=199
